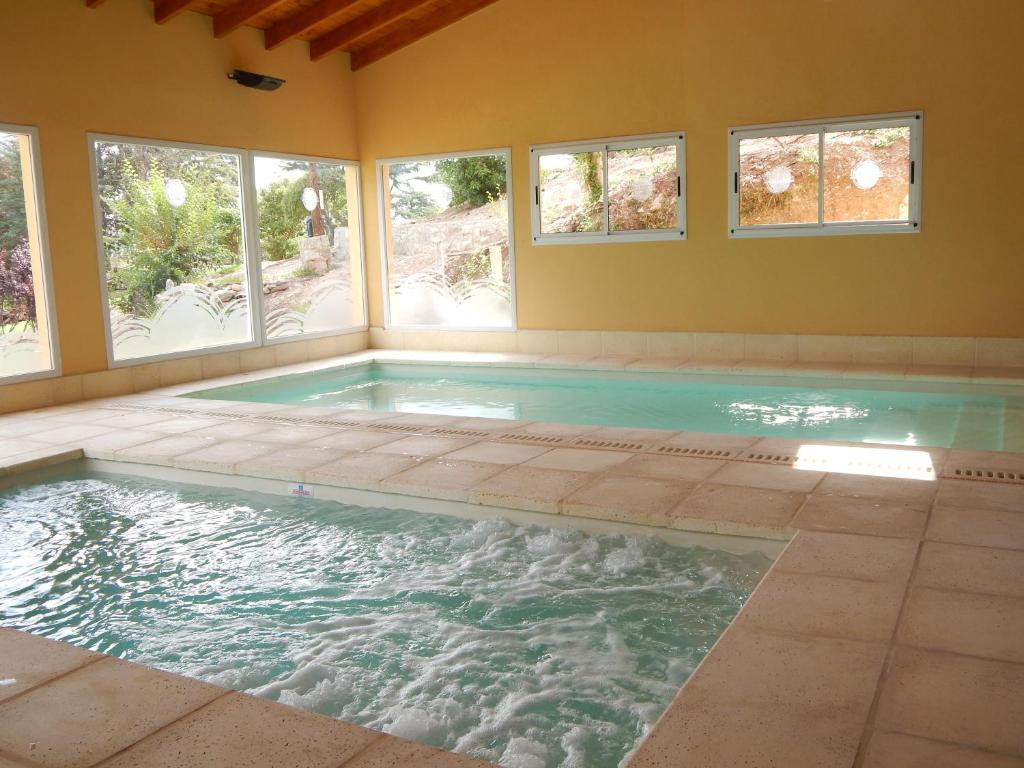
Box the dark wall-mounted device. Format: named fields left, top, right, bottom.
left=228, top=70, right=285, bottom=91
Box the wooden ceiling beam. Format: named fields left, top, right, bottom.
left=154, top=0, right=201, bottom=24
left=85, top=0, right=106, bottom=8
left=349, top=0, right=499, bottom=70
left=213, top=0, right=292, bottom=37
left=264, top=0, right=362, bottom=50
left=309, top=0, right=435, bottom=61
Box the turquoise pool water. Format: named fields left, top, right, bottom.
left=189, top=363, right=1024, bottom=451
left=0, top=473, right=771, bottom=768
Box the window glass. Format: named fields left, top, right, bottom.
left=824, top=126, right=911, bottom=223
left=538, top=151, right=605, bottom=234
left=381, top=152, right=513, bottom=328
left=608, top=144, right=678, bottom=232
left=0, top=129, right=54, bottom=379
left=253, top=156, right=364, bottom=339
left=93, top=140, right=252, bottom=362
left=738, top=133, right=819, bottom=226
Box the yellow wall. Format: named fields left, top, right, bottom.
left=353, top=0, right=1024, bottom=337
left=0, top=0, right=360, bottom=376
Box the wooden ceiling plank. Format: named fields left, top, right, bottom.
left=264, top=0, right=363, bottom=50
left=213, top=0, right=292, bottom=37
left=154, top=0, right=202, bottom=23
left=349, top=0, right=499, bottom=70
left=309, top=0, right=435, bottom=61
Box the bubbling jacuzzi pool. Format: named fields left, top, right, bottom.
left=0, top=469, right=774, bottom=768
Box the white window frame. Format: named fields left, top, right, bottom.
left=88, top=134, right=367, bottom=368
left=0, top=122, right=61, bottom=384
left=249, top=150, right=368, bottom=346
left=376, top=147, right=517, bottom=332
left=728, top=111, right=923, bottom=239
left=529, top=132, right=686, bottom=246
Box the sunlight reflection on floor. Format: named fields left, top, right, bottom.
left=795, top=444, right=936, bottom=480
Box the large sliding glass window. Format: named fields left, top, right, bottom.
left=378, top=149, right=515, bottom=329
left=252, top=154, right=365, bottom=340
left=0, top=125, right=57, bottom=381
left=728, top=112, right=922, bottom=238
left=92, top=137, right=254, bottom=363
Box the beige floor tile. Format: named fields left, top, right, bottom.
left=815, top=473, right=939, bottom=506
left=186, top=420, right=276, bottom=440
left=345, top=738, right=500, bottom=767
left=381, top=458, right=506, bottom=501
left=793, top=493, right=929, bottom=538
left=582, top=426, right=679, bottom=443
left=233, top=446, right=339, bottom=481
left=77, top=429, right=167, bottom=460
left=0, top=438, right=49, bottom=459
left=927, top=505, right=1024, bottom=550
left=948, top=449, right=1024, bottom=474
left=875, top=647, right=1024, bottom=756
left=369, top=435, right=474, bottom=458
left=935, top=479, right=1024, bottom=514
left=100, top=692, right=379, bottom=768
left=444, top=417, right=534, bottom=433
left=899, top=587, right=1024, bottom=663
left=916, top=542, right=1024, bottom=598
left=308, top=429, right=405, bottom=452
left=172, top=440, right=278, bottom=474
left=657, top=431, right=760, bottom=454
left=82, top=410, right=177, bottom=429
left=0, top=657, right=224, bottom=767
left=113, top=434, right=217, bottom=465
left=862, top=731, right=1024, bottom=768
left=562, top=475, right=695, bottom=525
left=144, top=415, right=229, bottom=435
left=672, top=483, right=804, bottom=530
left=0, top=629, right=101, bottom=703
left=242, top=424, right=340, bottom=444
left=774, top=531, right=918, bottom=584
left=608, top=453, right=726, bottom=482
left=30, top=423, right=117, bottom=445
left=505, top=421, right=602, bottom=438
left=524, top=447, right=633, bottom=472
left=629, top=627, right=886, bottom=768
left=303, top=452, right=420, bottom=490
left=471, top=465, right=591, bottom=514
left=0, top=419, right=47, bottom=438
left=735, top=572, right=905, bottom=642
left=443, top=441, right=551, bottom=465
left=708, top=461, right=826, bottom=492
left=378, top=412, right=461, bottom=428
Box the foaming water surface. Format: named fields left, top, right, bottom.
left=0, top=473, right=772, bottom=768
left=188, top=362, right=1024, bottom=451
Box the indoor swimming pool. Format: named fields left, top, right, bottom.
left=0, top=471, right=774, bottom=768
left=187, top=362, right=1024, bottom=451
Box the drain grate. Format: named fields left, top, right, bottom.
left=372, top=423, right=423, bottom=433
left=950, top=467, right=1024, bottom=484
left=655, top=445, right=735, bottom=459
left=432, top=428, right=490, bottom=438
left=741, top=452, right=797, bottom=465
left=571, top=438, right=648, bottom=452
left=498, top=433, right=567, bottom=446
left=306, top=419, right=365, bottom=429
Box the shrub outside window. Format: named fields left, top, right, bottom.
left=252, top=153, right=365, bottom=341
left=0, top=124, right=58, bottom=383
left=92, top=137, right=256, bottom=363
left=529, top=133, right=686, bottom=245
left=729, top=112, right=922, bottom=238
left=378, top=149, right=515, bottom=330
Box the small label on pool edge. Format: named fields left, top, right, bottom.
left=288, top=483, right=314, bottom=499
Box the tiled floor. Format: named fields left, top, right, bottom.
left=1, top=349, right=1022, bottom=768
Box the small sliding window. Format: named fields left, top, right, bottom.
left=729, top=112, right=922, bottom=238
left=529, top=133, right=686, bottom=245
